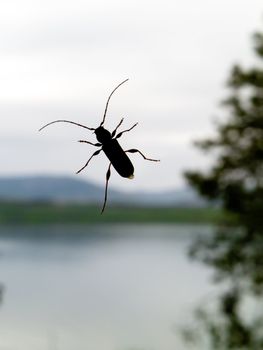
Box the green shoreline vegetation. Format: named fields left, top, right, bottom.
left=0, top=201, right=227, bottom=224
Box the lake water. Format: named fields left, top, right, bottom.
left=0, top=224, right=216, bottom=350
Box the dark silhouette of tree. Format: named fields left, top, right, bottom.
left=183, top=25, right=263, bottom=349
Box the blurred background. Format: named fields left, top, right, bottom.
left=0, top=0, right=261, bottom=191
left=0, top=0, right=263, bottom=349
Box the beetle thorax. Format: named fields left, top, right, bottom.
left=95, top=126, right=112, bottom=143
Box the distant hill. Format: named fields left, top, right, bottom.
left=0, top=176, right=113, bottom=203
left=0, top=175, right=207, bottom=207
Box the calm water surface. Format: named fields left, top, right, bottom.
left=0, top=224, right=215, bottom=350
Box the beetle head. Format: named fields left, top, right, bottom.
left=95, top=126, right=112, bottom=143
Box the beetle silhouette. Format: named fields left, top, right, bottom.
left=39, top=79, right=160, bottom=213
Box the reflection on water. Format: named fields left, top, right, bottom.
left=0, top=224, right=214, bottom=350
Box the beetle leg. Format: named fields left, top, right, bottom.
left=76, top=149, right=102, bottom=174
left=115, top=122, right=138, bottom=139
left=78, top=140, right=102, bottom=147
left=111, top=118, right=124, bottom=137
left=101, top=163, right=112, bottom=214
left=125, top=149, right=160, bottom=162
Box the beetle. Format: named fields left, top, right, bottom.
left=39, top=79, right=160, bottom=213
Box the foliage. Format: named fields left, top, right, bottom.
left=0, top=201, right=222, bottom=224
left=184, top=26, right=263, bottom=349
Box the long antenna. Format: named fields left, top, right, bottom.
left=100, top=79, right=129, bottom=126
left=39, top=119, right=95, bottom=132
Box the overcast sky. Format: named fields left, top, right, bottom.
left=1, top=0, right=262, bottom=192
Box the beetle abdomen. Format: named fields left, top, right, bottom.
left=102, top=139, right=134, bottom=178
